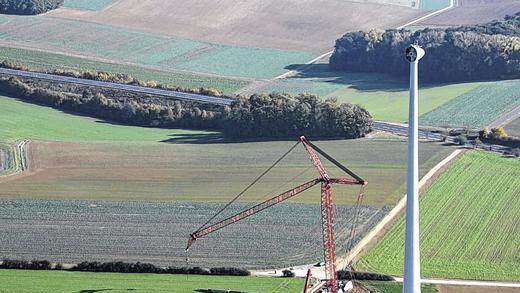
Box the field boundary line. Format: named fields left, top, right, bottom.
left=394, top=277, right=520, bottom=288
left=396, top=0, right=455, bottom=29
left=337, top=148, right=463, bottom=268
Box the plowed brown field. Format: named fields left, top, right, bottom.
left=48, top=0, right=426, bottom=52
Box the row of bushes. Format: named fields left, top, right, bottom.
left=0, top=0, right=63, bottom=15
left=337, top=270, right=394, bottom=281
left=0, top=60, right=223, bottom=98
left=330, top=13, right=520, bottom=83
left=0, top=259, right=60, bottom=270
left=72, top=261, right=250, bottom=276
left=0, top=259, right=250, bottom=276
left=0, top=77, right=373, bottom=139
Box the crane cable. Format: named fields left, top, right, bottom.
left=342, top=184, right=366, bottom=285
left=194, top=141, right=301, bottom=233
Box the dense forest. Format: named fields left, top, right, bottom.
left=330, top=12, right=520, bottom=83
left=0, top=0, right=63, bottom=15
left=0, top=77, right=373, bottom=139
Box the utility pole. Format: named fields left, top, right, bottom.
left=403, top=45, right=424, bottom=293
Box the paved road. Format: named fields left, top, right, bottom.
left=0, top=67, right=235, bottom=106
left=373, top=121, right=514, bottom=154
left=488, top=105, right=520, bottom=129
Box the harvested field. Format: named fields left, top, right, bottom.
left=0, top=139, right=452, bottom=207
left=419, top=0, right=520, bottom=26
left=48, top=0, right=426, bottom=52
left=419, top=79, right=520, bottom=128
left=0, top=199, right=385, bottom=269
left=0, top=269, right=305, bottom=293
left=357, top=151, right=520, bottom=281
left=0, top=46, right=250, bottom=93
left=505, top=117, right=520, bottom=138
left=0, top=15, right=313, bottom=79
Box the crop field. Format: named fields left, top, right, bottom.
left=0, top=46, right=249, bottom=93
left=48, top=0, right=424, bottom=52
left=0, top=199, right=385, bottom=268
left=64, top=0, right=114, bottom=11
left=419, top=0, right=520, bottom=26
left=357, top=151, right=520, bottom=281
left=260, top=66, right=480, bottom=123
left=0, top=138, right=452, bottom=207
left=0, top=270, right=305, bottom=293
left=0, top=15, right=314, bottom=79
left=505, top=117, right=520, bottom=138
left=419, top=80, right=520, bottom=128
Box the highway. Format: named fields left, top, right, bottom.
left=373, top=121, right=514, bottom=154
left=0, top=67, right=235, bottom=106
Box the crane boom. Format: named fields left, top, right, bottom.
left=186, top=136, right=367, bottom=293
left=186, top=178, right=322, bottom=251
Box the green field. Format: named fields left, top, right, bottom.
left=420, top=0, right=451, bottom=10
left=0, top=46, right=249, bottom=93
left=362, top=281, right=438, bottom=293
left=0, top=15, right=314, bottom=79
left=0, top=270, right=304, bottom=293
left=64, top=0, right=114, bottom=10
left=0, top=95, right=214, bottom=144
left=505, top=117, right=520, bottom=138
left=357, top=151, right=520, bottom=281
left=420, top=80, right=520, bottom=128
left=0, top=95, right=451, bottom=206
left=260, top=66, right=480, bottom=123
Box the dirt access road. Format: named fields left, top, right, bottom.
left=48, top=0, right=426, bottom=52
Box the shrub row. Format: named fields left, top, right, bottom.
left=337, top=270, right=394, bottom=281
left=0, top=76, right=373, bottom=139
left=71, top=261, right=250, bottom=276
left=0, top=60, right=224, bottom=98
left=0, top=259, right=250, bottom=276
left=0, top=259, right=60, bottom=270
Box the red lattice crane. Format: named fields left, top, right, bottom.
left=186, top=136, right=367, bottom=293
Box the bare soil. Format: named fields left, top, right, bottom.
left=48, top=0, right=426, bottom=52
left=419, top=0, right=520, bottom=26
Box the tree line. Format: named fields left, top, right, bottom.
left=0, top=259, right=250, bottom=276
left=330, top=12, right=520, bottom=83
left=0, top=77, right=373, bottom=139
left=0, top=0, right=63, bottom=15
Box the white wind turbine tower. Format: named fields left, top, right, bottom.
left=403, top=44, right=425, bottom=293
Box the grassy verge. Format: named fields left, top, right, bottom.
left=505, top=117, right=520, bottom=138
left=357, top=151, right=520, bottom=281
left=0, top=142, right=18, bottom=176
left=361, top=281, right=438, bottom=292
left=0, top=269, right=304, bottom=293
left=0, top=46, right=249, bottom=94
